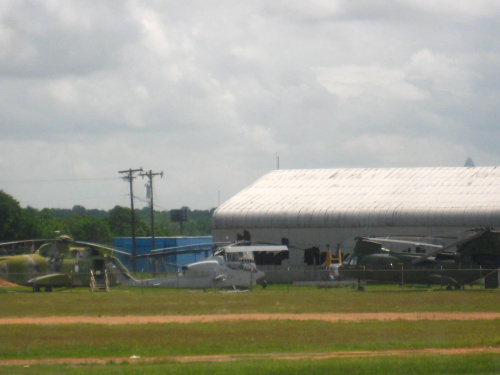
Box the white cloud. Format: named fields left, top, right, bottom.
left=406, top=49, right=479, bottom=99
left=315, top=65, right=427, bottom=100
left=407, top=0, right=500, bottom=19
left=0, top=0, right=499, bottom=210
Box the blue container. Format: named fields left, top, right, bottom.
left=113, top=236, right=212, bottom=274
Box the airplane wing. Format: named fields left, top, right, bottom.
left=27, top=273, right=72, bottom=287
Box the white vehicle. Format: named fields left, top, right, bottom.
left=108, top=243, right=287, bottom=290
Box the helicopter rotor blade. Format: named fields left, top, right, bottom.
left=151, top=242, right=214, bottom=253
left=71, top=240, right=132, bottom=256
left=224, top=245, right=288, bottom=253
left=0, top=239, right=56, bottom=247
left=368, top=237, right=443, bottom=248
left=137, top=249, right=211, bottom=258
left=412, top=229, right=487, bottom=264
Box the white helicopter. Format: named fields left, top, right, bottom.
left=107, top=242, right=288, bottom=290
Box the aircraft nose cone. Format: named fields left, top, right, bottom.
left=255, top=270, right=265, bottom=280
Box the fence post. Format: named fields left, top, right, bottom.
left=401, top=265, right=404, bottom=289
left=287, top=266, right=290, bottom=293
left=176, top=269, right=179, bottom=291
left=440, top=265, right=443, bottom=289
left=141, top=269, right=144, bottom=294
left=480, top=266, right=483, bottom=290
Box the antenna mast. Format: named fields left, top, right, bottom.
left=140, top=170, right=164, bottom=254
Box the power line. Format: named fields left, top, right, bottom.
left=0, top=177, right=119, bottom=183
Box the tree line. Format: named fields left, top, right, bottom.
left=0, top=190, right=214, bottom=244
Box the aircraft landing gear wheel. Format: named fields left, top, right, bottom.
left=33, top=285, right=41, bottom=293
left=357, top=279, right=365, bottom=291
left=45, top=286, right=53, bottom=292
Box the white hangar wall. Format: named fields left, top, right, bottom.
left=212, top=167, right=500, bottom=266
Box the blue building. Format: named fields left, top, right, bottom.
left=113, top=236, right=212, bottom=273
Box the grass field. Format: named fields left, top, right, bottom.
left=0, top=284, right=499, bottom=374
left=1, top=284, right=499, bottom=316
left=1, top=355, right=499, bottom=375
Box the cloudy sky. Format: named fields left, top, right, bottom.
left=1, top=1, right=499, bottom=211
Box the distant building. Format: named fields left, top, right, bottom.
left=113, top=236, right=212, bottom=274
left=212, top=167, right=500, bottom=279
left=464, top=157, right=475, bottom=167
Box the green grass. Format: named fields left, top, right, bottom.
left=0, top=284, right=499, bottom=317
left=1, top=354, right=499, bottom=375
left=0, top=320, right=498, bottom=359
left=0, top=285, right=498, bottom=374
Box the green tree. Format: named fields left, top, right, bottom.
left=0, top=190, right=23, bottom=240
left=0, top=189, right=214, bottom=243
left=71, top=205, right=87, bottom=216
left=37, top=208, right=70, bottom=238
left=19, top=206, right=43, bottom=239
left=107, top=206, right=149, bottom=237
left=68, top=215, right=111, bottom=243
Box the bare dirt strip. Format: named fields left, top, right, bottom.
left=0, top=312, right=499, bottom=325
left=0, top=347, right=499, bottom=366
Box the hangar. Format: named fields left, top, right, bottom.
left=212, top=167, right=500, bottom=279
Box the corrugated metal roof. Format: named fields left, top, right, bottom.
left=213, top=167, right=500, bottom=229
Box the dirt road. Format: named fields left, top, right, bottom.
left=0, top=347, right=499, bottom=366
left=0, top=312, right=499, bottom=325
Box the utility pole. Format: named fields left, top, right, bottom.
left=119, top=167, right=143, bottom=273
left=140, top=170, right=163, bottom=253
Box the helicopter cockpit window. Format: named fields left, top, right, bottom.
left=78, top=249, right=92, bottom=258
left=226, top=250, right=254, bottom=263
left=90, top=248, right=101, bottom=257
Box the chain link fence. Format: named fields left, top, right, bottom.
left=2, top=267, right=498, bottom=291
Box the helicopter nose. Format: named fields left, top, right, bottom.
left=255, top=270, right=265, bottom=280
